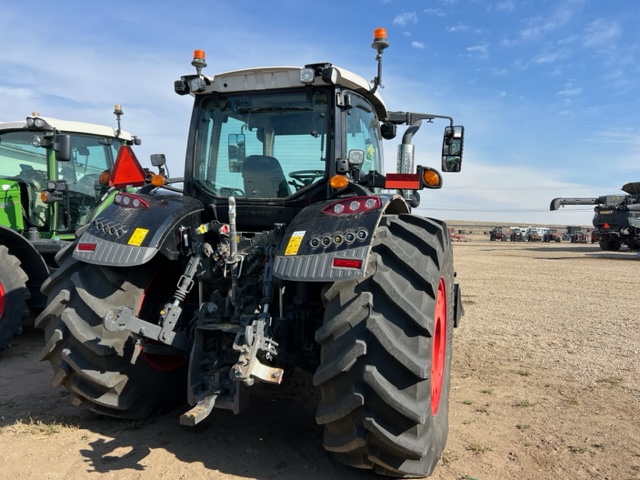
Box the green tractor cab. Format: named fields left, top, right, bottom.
left=0, top=108, right=140, bottom=352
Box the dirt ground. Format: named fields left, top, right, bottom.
left=1, top=238, right=639, bottom=480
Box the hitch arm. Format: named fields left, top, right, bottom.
left=104, top=306, right=193, bottom=352
left=103, top=243, right=211, bottom=352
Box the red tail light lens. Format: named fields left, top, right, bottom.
left=322, top=196, right=381, bottom=215
left=332, top=258, right=363, bottom=269
left=384, top=174, right=421, bottom=190
left=115, top=193, right=150, bottom=208
left=77, top=243, right=97, bottom=252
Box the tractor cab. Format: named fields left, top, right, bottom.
left=175, top=32, right=464, bottom=230
left=0, top=110, right=139, bottom=237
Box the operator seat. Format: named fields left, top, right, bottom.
left=242, top=155, right=290, bottom=198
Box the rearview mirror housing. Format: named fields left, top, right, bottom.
left=53, top=134, right=71, bottom=162
left=441, top=125, right=464, bottom=173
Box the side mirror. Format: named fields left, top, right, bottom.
left=150, top=154, right=166, bottom=167
left=53, top=134, right=71, bottom=162
left=228, top=133, right=246, bottom=172
left=380, top=122, right=396, bottom=140
left=441, top=125, right=464, bottom=173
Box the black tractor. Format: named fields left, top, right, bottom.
left=36, top=29, right=465, bottom=478
left=551, top=182, right=640, bottom=251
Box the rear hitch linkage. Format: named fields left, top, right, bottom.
left=103, top=239, right=212, bottom=352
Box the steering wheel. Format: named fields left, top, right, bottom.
left=218, top=187, right=245, bottom=197
left=75, top=174, right=102, bottom=197
left=19, top=164, right=47, bottom=186
left=289, top=170, right=325, bottom=190
left=202, top=181, right=245, bottom=197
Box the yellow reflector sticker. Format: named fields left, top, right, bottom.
left=128, top=227, right=149, bottom=246
left=284, top=231, right=305, bottom=256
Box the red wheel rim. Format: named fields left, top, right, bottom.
left=431, top=277, right=447, bottom=416
left=140, top=340, right=188, bottom=372
left=0, top=281, right=5, bottom=318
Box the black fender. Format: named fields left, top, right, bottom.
left=0, top=225, right=52, bottom=309
left=273, top=194, right=410, bottom=282
left=73, top=193, right=205, bottom=266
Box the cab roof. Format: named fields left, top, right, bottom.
left=0, top=117, right=134, bottom=140
left=203, top=65, right=388, bottom=119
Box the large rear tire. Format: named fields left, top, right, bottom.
left=313, top=214, right=455, bottom=477
left=35, top=246, right=188, bottom=418
left=0, top=245, right=30, bottom=353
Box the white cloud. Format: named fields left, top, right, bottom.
left=495, top=1, right=516, bottom=13
left=531, top=47, right=571, bottom=65
left=556, top=86, right=582, bottom=96
left=423, top=8, right=445, bottom=17
left=393, top=12, right=418, bottom=27
left=520, top=4, right=577, bottom=40
left=446, top=22, right=469, bottom=33
left=412, top=41, right=426, bottom=49
left=504, top=0, right=585, bottom=45
left=466, top=44, right=489, bottom=60
left=582, top=18, right=621, bottom=49
left=596, top=129, right=640, bottom=145
left=0, top=86, right=35, bottom=101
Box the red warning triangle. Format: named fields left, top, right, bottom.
left=109, top=145, right=147, bottom=188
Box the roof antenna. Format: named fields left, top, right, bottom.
left=370, top=28, right=389, bottom=95
left=114, top=104, right=123, bottom=138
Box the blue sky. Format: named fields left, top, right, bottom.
left=2, top=0, right=639, bottom=225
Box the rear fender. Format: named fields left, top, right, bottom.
left=73, top=194, right=205, bottom=266
left=273, top=194, right=409, bottom=282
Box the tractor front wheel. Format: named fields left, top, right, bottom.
left=314, top=214, right=455, bottom=477
left=0, top=245, right=30, bottom=352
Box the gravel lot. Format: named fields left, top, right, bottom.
left=0, top=237, right=638, bottom=479
left=438, top=238, right=640, bottom=480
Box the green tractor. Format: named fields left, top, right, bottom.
left=0, top=108, right=139, bottom=352
left=37, top=29, right=465, bottom=477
